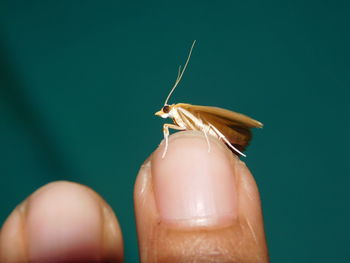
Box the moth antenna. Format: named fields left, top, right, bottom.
left=164, top=40, right=196, bottom=105
left=176, top=65, right=182, bottom=81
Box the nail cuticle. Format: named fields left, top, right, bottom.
left=157, top=214, right=237, bottom=229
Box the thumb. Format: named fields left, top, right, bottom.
left=134, top=131, right=268, bottom=262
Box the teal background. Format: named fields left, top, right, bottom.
left=1, top=1, right=349, bottom=262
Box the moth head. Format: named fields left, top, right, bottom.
left=155, top=104, right=174, bottom=119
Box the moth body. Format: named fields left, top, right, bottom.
left=155, top=103, right=262, bottom=158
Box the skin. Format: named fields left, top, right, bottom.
left=0, top=131, right=268, bottom=263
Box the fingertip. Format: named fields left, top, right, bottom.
left=134, top=131, right=268, bottom=262
left=26, top=181, right=104, bottom=262
left=1, top=181, right=124, bottom=263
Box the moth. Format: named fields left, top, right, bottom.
left=155, top=41, right=263, bottom=158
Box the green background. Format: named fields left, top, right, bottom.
left=1, top=1, right=349, bottom=262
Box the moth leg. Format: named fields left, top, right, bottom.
left=208, top=123, right=246, bottom=157
left=162, top=123, right=185, bottom=159
left=203, top=125, right=211, bottom=153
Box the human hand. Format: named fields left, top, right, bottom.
left=0, top=131, right=268, bottom=262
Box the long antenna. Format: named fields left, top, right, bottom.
left=164, top=40, right=196, bottom=105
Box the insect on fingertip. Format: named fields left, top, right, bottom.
left=155, top=41, right=263, bottom=158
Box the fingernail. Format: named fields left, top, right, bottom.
left=152, top=131, right=238, bottom=227
left=26, top=182, right=103, bottom=262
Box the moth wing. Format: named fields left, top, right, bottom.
left=204, top=112, right=253, bottom=152
left=177, top=103, right=262, bottom=152
left=178, top=104, right=263, bottom=128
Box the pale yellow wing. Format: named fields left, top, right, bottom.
left=176, top=103, right=262, bottom=152
left=177, top=103, right=263, bottom=128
